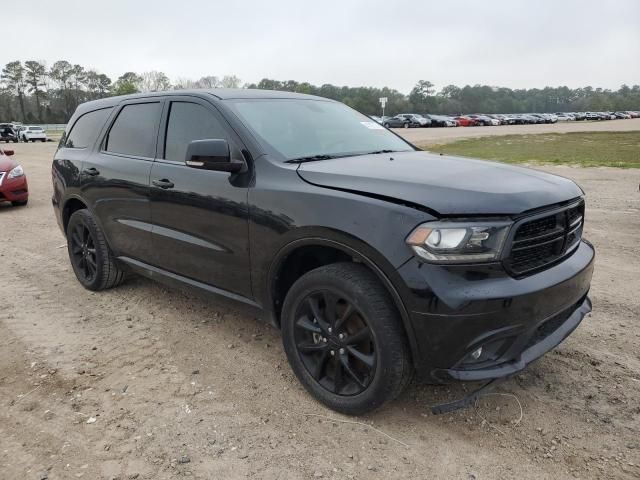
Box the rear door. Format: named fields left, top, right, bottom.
left=149, top=96, right=252, bottom=298
left=80, top=100, right=162, bottom=262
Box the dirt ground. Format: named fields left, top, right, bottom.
left=0, top=141, right=639, bottom=480
left=395, top=117, right=640, bottom=145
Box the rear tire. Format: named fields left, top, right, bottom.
left=66, top=209, right=126, bottom=291
left=403, top=123, right=409, bottom=128
left=281, top=262, right=412, bottom=415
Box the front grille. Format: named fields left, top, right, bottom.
left=505, top=201, right=584, bottom=276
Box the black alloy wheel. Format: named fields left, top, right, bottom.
left=69, top=221, right=98, bottom=284
left=293, top=290, right=376, bottom=396
left=66, top=209, right=125, bottom=291
left=281, top=263, right=412, bottom=415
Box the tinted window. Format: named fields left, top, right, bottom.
left=106, top=103, right=160, bottom=157
left=164, top=102, right=227, bottom=162
left=64, top=108, right=112, bottom=148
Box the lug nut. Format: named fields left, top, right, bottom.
left=328, top=327, right=332, bottom=333
left=339, top=348, right=345, bottom=354
left=330, top=350, right=335, bottom=356
left=338, top=333, right=344, bottom=340
left=322, top=337, right=328, bottom=343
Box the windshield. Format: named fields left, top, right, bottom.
left=228, top=99, right=413, bottom=160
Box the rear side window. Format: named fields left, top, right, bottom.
left=164, top=102, right=227, bottom=162
left=105, top=103, right=161, bottom=158
left=64, top=108, right=112, bottom=149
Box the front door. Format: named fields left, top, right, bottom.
left=149, top=97, right=252, bottom=298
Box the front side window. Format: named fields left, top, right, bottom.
left=228, top=99, right=413, bottom=160
left=63, top=108, right=112, bottom=149
left=164, top=102, right=227, bottom=162
left=105, top=102, right=161, bottom=158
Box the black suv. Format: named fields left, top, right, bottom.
left=52, top=90, right=594, bottom=415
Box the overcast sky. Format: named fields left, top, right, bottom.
left=6, top=0, right=639, bottom=93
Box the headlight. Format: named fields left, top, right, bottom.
left=406, top=220, right=512, bottom=263
left=8, top=165, right=24, bottom=179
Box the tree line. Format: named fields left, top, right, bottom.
left=1, top=59, right=639, bottom=124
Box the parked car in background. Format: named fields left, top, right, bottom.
left=487, top=114, right=510, bottom=125
left=523, top=114, right=545, bottom=124
left=504, top=114, right=526, bottom=125
left=21, top=125, right=48, bottom=142
left=569, top=112, right=586, bottom=121
left=382, top=115, right=410, bottom=128
left=426, top=115, right=457, bottom=127
left=0, top=123, right=19, bottom=143
left=467, top=114, right=494, bottom=126
left=453, top=116, right=478, bottom=127
left=613, top=112, right=630, bottom=119
left=585, top=112, right=602, bottom=120
left=396, top=114, right=430, bottom=127
left=52, top=89, right=594, bottom=415
left=531, top=113, right=558, bottom=123
left=0, top=147, right=28, bottom=206
left=555, top=113, right=575, bottom=121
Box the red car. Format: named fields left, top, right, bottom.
left=0, top=148, right=28, bottom=206
left=453, top=116, right=479, bottom=127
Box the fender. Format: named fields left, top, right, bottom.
left=266, top=234, right=420, bottom=363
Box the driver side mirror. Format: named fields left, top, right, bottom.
left=185, top=139, right=242, bottom=173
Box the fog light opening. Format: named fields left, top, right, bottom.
left=470, top=346, right=483, bottom=360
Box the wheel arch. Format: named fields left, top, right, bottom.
left=267, top=234, right=419, bottom=364
left=62, top=196, right=89, bottom=235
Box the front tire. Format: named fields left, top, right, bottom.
left=11, top=199, right=28, bottom=206
left=281, top=263, right=412, bottom=415
left=66, top=209, right=125, bottom=291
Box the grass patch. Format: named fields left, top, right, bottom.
left=420, top=131, right=640, bottom=168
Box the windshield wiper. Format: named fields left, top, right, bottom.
left=285, top=154, right=346, bottom=164
left=285, top=150, right=403, bottom=164
left=362, top=149, right=398, bottom=155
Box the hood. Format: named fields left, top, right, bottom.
left=0, top=155, right=17, bottom=173
left=297, top=151, right=582, bottom=216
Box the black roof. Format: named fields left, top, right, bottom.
left=74, top=89, right=329, bottom=117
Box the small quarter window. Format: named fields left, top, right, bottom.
left=63, top=108, right=112, bottom=149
